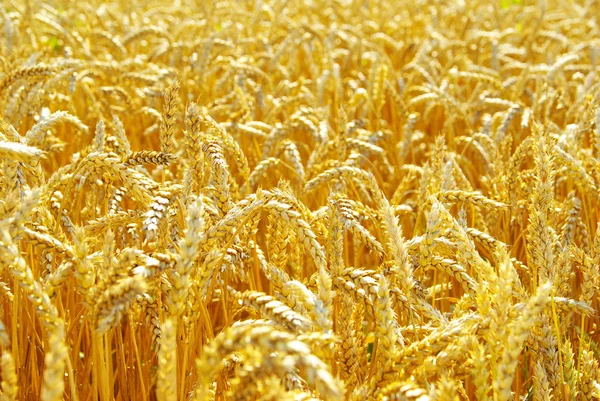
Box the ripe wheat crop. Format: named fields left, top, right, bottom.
left=0, top=0, right=600, bottom=400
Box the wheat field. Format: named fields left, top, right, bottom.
left=0, top=0, right=599, bottom=400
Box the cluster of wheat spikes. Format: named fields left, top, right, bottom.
left=1, top=0, right=600, bottom=400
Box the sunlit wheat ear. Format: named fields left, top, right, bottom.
left=157, top=317, right=177, bottom=401
left=160, top=79, right=180, bottom=155
left=92, top=276, right=148, bottom=334
left=0, top=320, right=17, bottom=401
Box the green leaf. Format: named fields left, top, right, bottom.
left=515, top=22, right=523, bottom=32
left=48, top=37, right=61, bottom=52
left=500, top=0, right=522, bottom=9
left=367, top=342, right=374, bottom=361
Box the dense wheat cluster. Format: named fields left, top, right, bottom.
left=2, top=0, right=600, bottom=400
